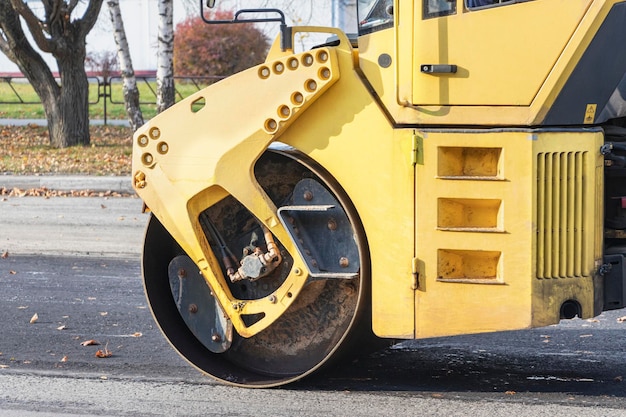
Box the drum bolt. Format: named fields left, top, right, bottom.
left=311, top=259, right=318, bottom=267
left=268, top=295, right=277, bottom=304
left=303, top=191, right=313, bottom=201
left=211, top=334, right=221, bottom=342
left=339, top=257, right=349, bottom=268
left=294, top=267, right=302, bottom=275
left=327, top=219, right=337, bottom=231
left=177, top=268, right=186, bottom=279
left=188, top=304, right=198, bottom=314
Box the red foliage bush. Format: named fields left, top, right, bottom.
left=174, top=11, right=269, bottom=77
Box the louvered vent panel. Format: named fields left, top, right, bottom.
left=536, top=152, right=587, bottom=278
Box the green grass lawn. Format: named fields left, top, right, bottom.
left=0, top=77, right=217, bottom=121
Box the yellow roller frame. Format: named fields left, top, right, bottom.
left=132, top=28, right=350, bottom=338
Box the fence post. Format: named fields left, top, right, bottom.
left=99, top=77, right=110, bottom=125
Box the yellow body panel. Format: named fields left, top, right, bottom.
left=267, top=29, right=417, bottom=338
left=413, top=129, right=603, bottom=338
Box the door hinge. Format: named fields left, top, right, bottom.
left=412, top=133, right=423, bottom=166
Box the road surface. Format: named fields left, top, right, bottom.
left=1, top=196, right=625, bottom=416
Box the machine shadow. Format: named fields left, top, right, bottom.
left=289, top=328, right=626, bottom=398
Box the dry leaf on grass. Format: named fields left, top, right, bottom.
left=80, top=339, right=100, bottom=346
left=29, top=313, right=38, bottom=324
left=0, top=125, right=132, bottom=177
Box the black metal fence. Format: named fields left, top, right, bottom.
left=0, top=74, right=225, bottom=124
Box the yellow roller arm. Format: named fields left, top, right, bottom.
left=132, top=30, right=349, bottom=337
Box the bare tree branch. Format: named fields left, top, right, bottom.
left=8, top=0, right=54, bottom=53
left=78, top=0, right=104, bottom=36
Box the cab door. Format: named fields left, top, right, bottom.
left=403, top=0, right=594, bottom=106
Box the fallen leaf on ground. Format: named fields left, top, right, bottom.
left=29, top=313, right=38, bottom=324
left=9, top=270, right=16, bottom=275
left=80, top=339, right=100, bottom=346
left=131, top=332, right=142, bottom=337
left=60, top=356, right=68, bottom=362
left=57, top=325, right=67, bottom=331
left=615, top=376, right=623, bottom=382
left=617, top=316, right=626, bottom=323
left=0, top=365, right=8, bottom=369
left=1, top=250, right=8, bottom=258
left=95, top=345, right=112, bottom=358
left=505, top=391, right=516, bottom=395
left=99, top=312, right=108, bottom=316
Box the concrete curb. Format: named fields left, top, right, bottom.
left=0, top=175, right=134, bottom=194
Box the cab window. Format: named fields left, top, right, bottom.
left=424, top=0, right=456, bottom=19
left=358, top=0, right=394, bottom=34
left=466, top=0, right=519, bottom=10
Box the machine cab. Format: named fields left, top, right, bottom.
left=357, top=0, right=599, bottom=122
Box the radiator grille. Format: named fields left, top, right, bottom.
left=536, top=151, right=588, bottom=278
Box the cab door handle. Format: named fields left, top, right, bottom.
left=420, top=64, right=457, bottom=74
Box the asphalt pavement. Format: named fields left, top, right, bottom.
left=2, top=176, right=626, bottom=415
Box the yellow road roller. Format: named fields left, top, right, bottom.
left=132, top=0, right=626, bottom=387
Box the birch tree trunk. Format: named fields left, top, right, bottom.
left=156, top=0, right=175, bottom=113
left=107, top=0, right=144, bottom=131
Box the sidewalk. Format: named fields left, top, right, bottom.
left=0, top=175, right=133, bottom=194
